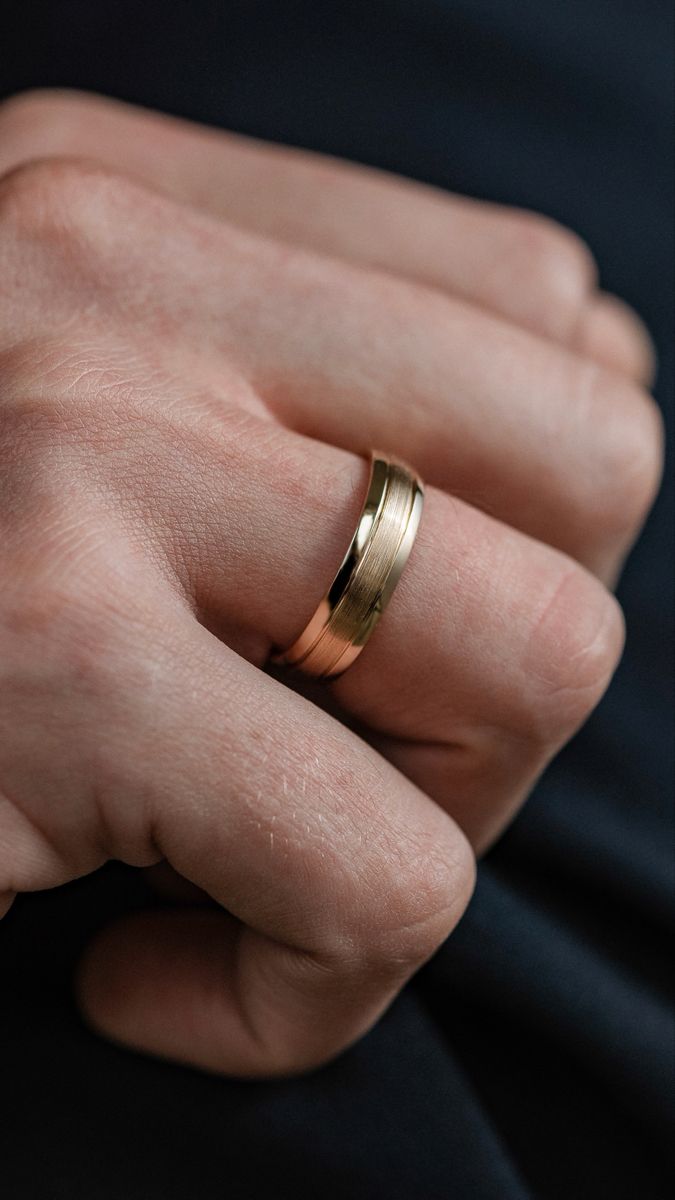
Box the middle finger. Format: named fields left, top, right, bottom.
left=3, top=162, right=660, bottom=584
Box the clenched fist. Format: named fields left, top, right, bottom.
left=0, top=91, right=662, bottom=1076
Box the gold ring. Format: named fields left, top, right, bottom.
left=274, top=452, right=424, bottom=679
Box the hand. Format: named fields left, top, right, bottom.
left=0, top=91, right=662, bottom=1077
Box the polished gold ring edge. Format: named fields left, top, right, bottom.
left=274, top=452, right=424, bottom=679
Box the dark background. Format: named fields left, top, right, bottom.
left=1, top=2, right=673, bottom=1198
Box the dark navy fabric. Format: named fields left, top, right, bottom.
left=1, top=3, right=673, bottom=1197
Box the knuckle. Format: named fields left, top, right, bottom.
left=585, top=369, right=665, bottom=542
left=279, top=740, right=476, bottom=981
left=523, top=563, right=625, bottom=741
left=0, top=161, right=143, bottom=343
left=0, top=155, right=87, bottom=225
left=357, top=826, right=476, bottom=975
left=0, top=155, right=135, bottom=260
left=499, top=211, right=597, bottom=336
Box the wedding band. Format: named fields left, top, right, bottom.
left=274, top=452, right=424, bottom=679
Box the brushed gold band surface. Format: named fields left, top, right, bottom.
left=275, top=453, right=424, bottom=679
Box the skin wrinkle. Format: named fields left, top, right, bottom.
left=523, top=566, right=624, bottom=703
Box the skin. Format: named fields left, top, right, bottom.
left=0, top=90, right=663, bottom=1078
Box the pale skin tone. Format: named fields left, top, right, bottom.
left=0, top=90, right=663, bottom=1077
